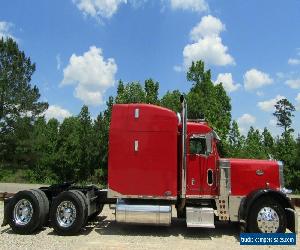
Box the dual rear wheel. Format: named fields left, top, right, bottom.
left=7, top=189, right=96, bottom=235
left=50, top=190, right=87, bottom=235
left=7, top=189, right=49, bottom=234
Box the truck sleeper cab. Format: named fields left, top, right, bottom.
left=1, top=98, right=298, bottom=236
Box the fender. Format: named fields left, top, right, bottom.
left=1, top=196, right=14, bottom=227
left=239, top=189, right=297, bottom=233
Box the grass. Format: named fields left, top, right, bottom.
left=0, top=168, right=31, bottom=183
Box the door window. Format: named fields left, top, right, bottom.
left=189, top=137, right=207, bottom=155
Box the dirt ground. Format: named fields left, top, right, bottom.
left=0, top=201, right=298, bottom=250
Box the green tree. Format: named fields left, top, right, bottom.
left=186, top=61, right=232, bottom=141
left=56, top=117, right=81, bottom=182
left=78, top=105, right=95, bottom=180
left=262, top=127, right=274, bottom=157
left=274, top=134, right=297, bottom=190
left=145, top=79, right=159, bottom=104
left=273, top=98, right=295, bottom=135
left=115, top=80, right=145, bottom=104
left=29, top=117, right=59, bottom=183
left=94, top=96, right=114, bottom=185
left=227, top=120, right=245, bottom=157
left=272, top=98, right=298, bottom=190
left=243, top=127, right=266, bottom=159
left=0, top=38, right=48, bottom=168
left=160, top=90, right=182, bottom=113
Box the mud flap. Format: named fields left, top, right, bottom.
left=285, top=208, right=298, bottom=233
left=1, top=197, right=13, bottom=227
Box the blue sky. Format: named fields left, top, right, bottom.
left=1, top=0, right=299, bottom=136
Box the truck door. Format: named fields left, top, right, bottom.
left=186, top=134, right=218, bottom=197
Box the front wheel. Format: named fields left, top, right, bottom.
left=247, top=198, right=287, bottom=233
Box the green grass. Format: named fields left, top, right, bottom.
left=0, top=168, right=31, bottom=183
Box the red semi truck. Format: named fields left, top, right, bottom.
left=2, top=97, right=298, bottom=235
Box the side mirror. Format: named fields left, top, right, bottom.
left=206, top=133, right=213, bottom=155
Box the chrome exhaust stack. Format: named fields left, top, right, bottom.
left=180, top=95, right=187, bottom=198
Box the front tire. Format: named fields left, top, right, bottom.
left=50, top=190, right=87, bottom=236
left=247, top=198, right=287, bottom=233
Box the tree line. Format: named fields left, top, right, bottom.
left=0, top=38, right=299, bottom=191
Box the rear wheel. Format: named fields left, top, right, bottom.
left=247, top=198, right=287, bottom=233
left=8, top=190, right=44, bottom=234
left=50, top=190, right=87, bottom=235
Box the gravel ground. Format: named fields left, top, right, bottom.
left=0, top=201, right=299, bottom=250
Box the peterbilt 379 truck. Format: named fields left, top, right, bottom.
left=2, top=97, right=298, bottom=235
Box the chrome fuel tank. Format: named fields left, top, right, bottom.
left=115, top=200, right=172, bottom=226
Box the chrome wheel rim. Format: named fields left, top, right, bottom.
left=257, top=207, right=280, bottom=233
left=56, top=201, right=77, bottom=228
left=13, top=199, right=33, bottom=225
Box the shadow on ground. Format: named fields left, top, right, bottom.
left=1, top=214, right=240, bottom=241
left=87, top=216, right=240, bottom=241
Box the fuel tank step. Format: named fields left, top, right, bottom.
left=186, top=207, right=215, bottom=228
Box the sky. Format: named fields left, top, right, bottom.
left=0, top=0, right=300, bottom=136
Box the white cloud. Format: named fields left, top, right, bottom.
left=44, top=105, right=72, bottom=121
left=214, top=73, right=240, bottom=93
left=257, top=95, right=285, bottom=112
left=243, top=68, right=273, bottom=91
left=0, top=21, right=15, bottom=39
left=170, top=0, right=208, bottom=12
left=288, top=58, right=300, bottom=65
left=182, top=15, right=235, bottom=68
left=237, top=113, right=256, bottom=125
left=56, top=54, right=62, bottom=70
left=237, top=113, right=256, bottom=134
left=285, top=79, right=300, bottom=89
left=190, top=15, right=225, bottom=41
left=61, top=46, right=117, bottom=106
left=73, top=0, right=127, bottom=20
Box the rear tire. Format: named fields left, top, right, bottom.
left=8, top=190, right=44, bottom=234
left=30, top=189, right=49, bottom=227
left=71, top=190, right=89, bottom=224
left=247, top=198, right=287, bottom=233
left=50, top=190, right=87, bottom=236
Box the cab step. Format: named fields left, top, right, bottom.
left=186, top=207, right=215, bottom=228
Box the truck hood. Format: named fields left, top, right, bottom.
left=222, top=158, right=280, bottom=196
left=227, top=158, right=279, bottom=168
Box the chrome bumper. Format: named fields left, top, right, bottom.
left=285, top=208, right=298, bottom=234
